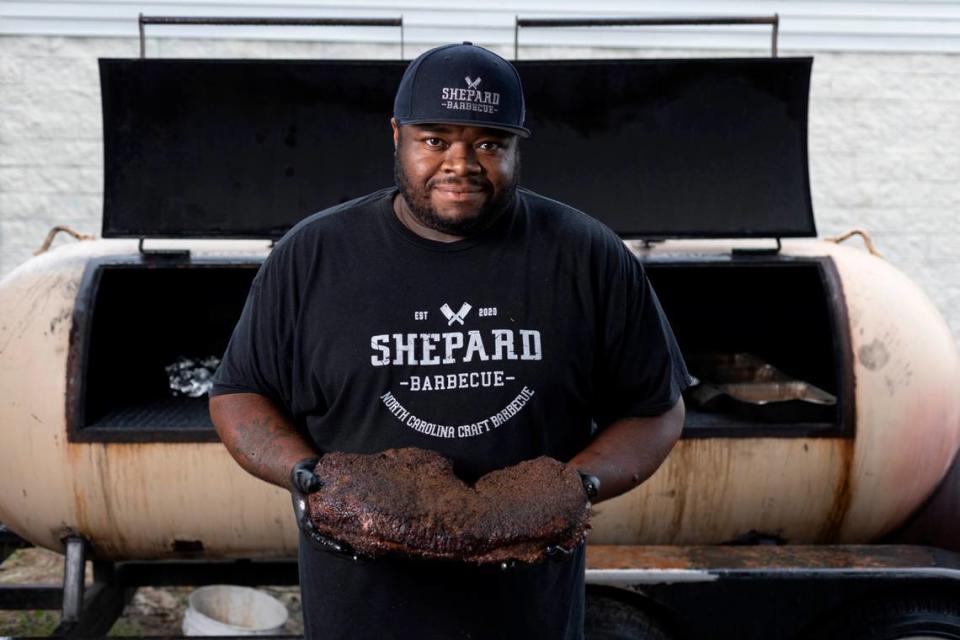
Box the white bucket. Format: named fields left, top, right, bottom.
left=182, top=585, right=289, bottom=636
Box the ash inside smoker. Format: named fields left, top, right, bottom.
left=165, top=356, right=221, bottom=397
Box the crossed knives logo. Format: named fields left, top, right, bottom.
left=465, top=76, right=482, bottom=90
left=440, top=302, right=472, bottom=325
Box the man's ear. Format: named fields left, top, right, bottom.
left=390, top=118, right=399, bottom=150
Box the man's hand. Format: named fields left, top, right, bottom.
left=288, top=457, right=363, bottom=560
left=290, top=457, right=323, bottom=494
left=578, top=471, right=601, bottom=500
left=289, top=457, right=322, bottom=531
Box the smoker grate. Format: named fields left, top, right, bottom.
left=88, top=396, right=213, bottom=430
left=684, top=408, right=833, bottom=438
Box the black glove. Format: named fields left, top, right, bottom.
left=291, top=457, right=323, bottom=494
left=494, top=541, right=581, bottom=570
left=289, top=457, right=362, bottom=560
left=578, top=471, right=601, bottom=501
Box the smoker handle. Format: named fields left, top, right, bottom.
left=34, top=225, right=96, bottom=256
left=513, top=15, right=779, bottom=60
left=138, top=14, right=405, bottom=59
left=825, top=228, right=884, bottom=258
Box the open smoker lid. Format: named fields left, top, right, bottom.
left=100, top=57, right=815, bottom=239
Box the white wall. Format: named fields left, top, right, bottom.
left=0, top=5, right=959, bottom=342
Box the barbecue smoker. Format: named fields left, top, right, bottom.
left=2, top=17, right=960, bottom=640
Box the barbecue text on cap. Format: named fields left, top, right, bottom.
left=393, top=42, right=531, bottom=138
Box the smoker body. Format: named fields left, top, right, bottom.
left=596, top=239, right=960, bottom=548
left=0, top=240, right=294, bottom=560
left=1, top=236, right=957, bottom=560
left=3, top=54, right=960, bottom=639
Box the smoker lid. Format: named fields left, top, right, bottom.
left=100, top=57, right=815, bottom=240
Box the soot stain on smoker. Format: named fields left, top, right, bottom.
left=0, top=274, right=63, bottom=354
left=858, top=338, right=890, bottom=371
left=48, top=307, right=71, bottom=335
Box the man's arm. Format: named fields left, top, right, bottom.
left=568, top=396, right=685, bottom=503
left=209, top=392, right=319, bottom=490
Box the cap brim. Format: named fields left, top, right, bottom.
left=396, top=117, right=531, bottom=139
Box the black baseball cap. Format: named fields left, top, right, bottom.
left=393, top=42, right=531, bottom=138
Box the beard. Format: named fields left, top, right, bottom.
left=393, top=153, right=519, bottom=237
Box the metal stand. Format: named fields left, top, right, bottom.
left=138, top=15, right=405, bottom=59
left=513, top=15, right=780, bottom=60
left=0, top=529, right=300, bottom=638
left=732, top=237, right=783, bottom=256
left=0, top=526, right=63, bottom=611
left=137, top=237, right=191, bottom=260
left=52, top=536, right=131, bottom=638
left=60, top=536, right=85, bottom=624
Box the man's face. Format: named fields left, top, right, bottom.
left=392, top=120, right=519, bottom=237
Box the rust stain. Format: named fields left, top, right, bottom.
left=656, top=441, right=736, bottom=543
left=660, top=445, right=690, bottom=541
left=815, top=437, right=855, bottom=543
left=72, top=482, right=89, bottom=533
left=586, top=544, right=940, bottom=572
left=858, top=338, right=890, bottom=371
left=64, top=444, right=91, bottom=536
left=95, top=444, right=129, bottom=551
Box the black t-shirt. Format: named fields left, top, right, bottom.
left=211, top=187, right=691, bottom=640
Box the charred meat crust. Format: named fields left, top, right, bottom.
left=307, top=448, right=591, bottom=564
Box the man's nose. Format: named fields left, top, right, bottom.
left=442, top=142, right=481, bottom=175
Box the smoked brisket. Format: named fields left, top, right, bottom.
left=307, top=448, right=591, bottom=564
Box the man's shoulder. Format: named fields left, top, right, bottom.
left=259, top=188, right=391, bottom=269
left=281, top=188, right=392, bottom=243
left=518, top=188, right=622, bottom=245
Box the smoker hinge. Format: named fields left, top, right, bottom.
left=732, top=238, right=781, bottom=256
left=138, top=238, right=190, bottom=260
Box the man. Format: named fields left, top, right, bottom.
left=209, top=42, right=690, bottom=640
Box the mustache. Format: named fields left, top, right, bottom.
left=427, top=176, right=491, bottom=190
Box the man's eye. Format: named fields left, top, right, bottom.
left=478, top=141, right=502, bottom=151
left=424, top=137, right=444, bottom=147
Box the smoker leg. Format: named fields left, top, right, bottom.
left=52, top=537, right=130, bottom=638
left=60, top=536, right=86, bottom=623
